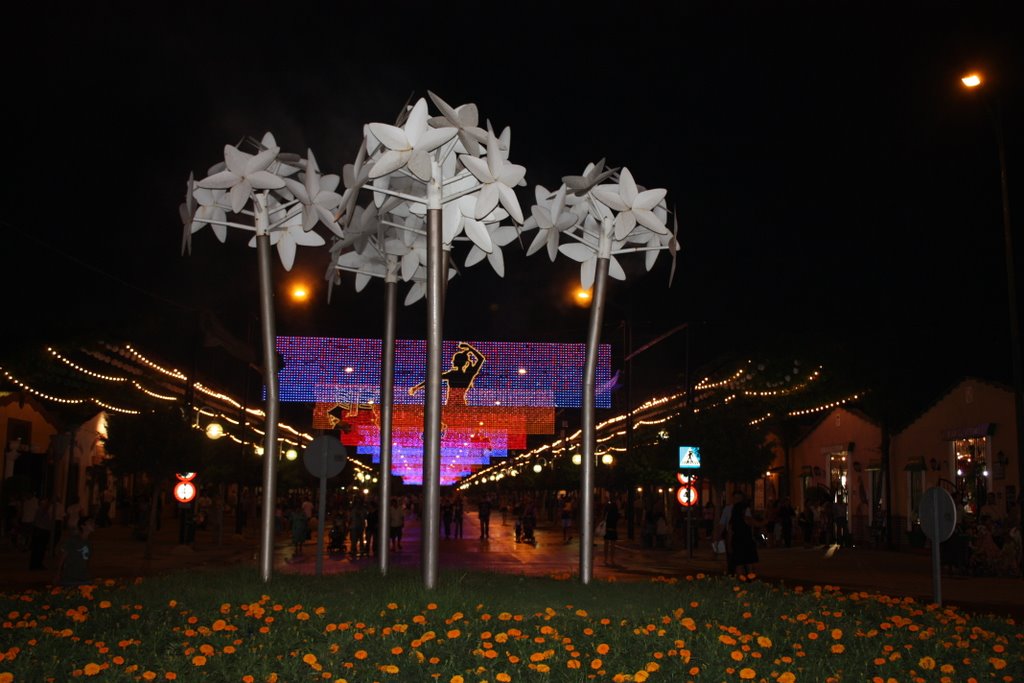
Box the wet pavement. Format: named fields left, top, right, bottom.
left=3, top=511, right=1022, bottom=619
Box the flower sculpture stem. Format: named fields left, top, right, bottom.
left=423, top=162, right=444, bottom=589
left=580, top=251, right=610, bottom=585
left=377, top=261, right=398, bottom=576
left=255, top=194, right=281, bottom=582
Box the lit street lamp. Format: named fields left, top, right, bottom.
left=961, top=70, right=1024, bottom=508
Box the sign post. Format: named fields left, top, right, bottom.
left=919, top=486, right=957, bottom=606
left=303, top=436, right=348, bottom=576
left=678, top=446, right=701, bottom=559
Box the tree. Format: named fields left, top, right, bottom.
left=103, top=406, right=208, bottom=558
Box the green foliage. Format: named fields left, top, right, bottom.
left=1, top=568, right=1020, bottom=681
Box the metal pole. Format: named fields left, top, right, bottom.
left=580, top=256, right=610, bottom=584
left=991, top=102, right=1024, bottom=510
left=422, top=162, right=443, bottom=589
left=315, top=457, right=327, bottom=577
left=378, top=267, right=397, bottom=575
left=255, top=193, right=280, bottom=583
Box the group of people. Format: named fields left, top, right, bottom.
left=7, top=491, right=96, bottom=585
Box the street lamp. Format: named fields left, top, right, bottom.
left=961, top=70, right=1024, bottom=509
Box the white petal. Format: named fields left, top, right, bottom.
left=277, top=238, right=297, bottom=271
left=284, top=178, right=311, bottom=204
left=633, top=208, right=669, bottom=234
left=558, top=242, right=596, bottom=263
left=618, top=168, right=639, bottom=205
left=197, top=170, right=241, bottom=189
left=229, top=182, right=250, bottom=213
left=247, top=170, right=286, bottom=189
left=463, top=218, right=493, bottom=253
left=368, top=150, right=409, bottom=179
left=464, top=245, right=487, bottom=268
left=633, top=188, right=667, bottom=211
left=525, top=230, right=549, bottom=257
left=580, top=258, right=596, bottom=290
left=486, top=248, right=505, bottom=277
left=368, top=122, right=410, bottom=151
left=591, top=186, right=629, bottom=212
left=608, top=255, right=626, bottom=281
left=441, top=203, right=463, bottom=243
left=459, top=155, right=493, bottom=183
left=496, top=183, right=524, bottom=224
left=401, top=252, right=419, bottom=281
left=404, top=281, right=426, bottom=305
left=407, top=149, right=433, bottom=181
left=402, top=98, right=431, bottom=145
left=223, top=145, right=251, bottom=174
left=474, top=184, right=499, bottom=220
left=613, top=211, right=637, bottom=241
left=355, top=272, right=373, bottom=292
left=247, top=147, right=280, bottom=174
left=416, top=126, right=458, bottom=152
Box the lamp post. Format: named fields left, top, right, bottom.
left=961, top=71, right=1024, bottom=510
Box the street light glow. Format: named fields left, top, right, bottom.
left=289, top=282, right=311, bottom=302
left=961, top=73, right=982, bottom=88
left=574, top=287, right=592, bottom=306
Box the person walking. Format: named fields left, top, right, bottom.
left=477, top=494, right=492, bottom=540
left=441, top=496, right=453, bottom=539
left=778, top=497, right=796, bottom=548
left=726, top=491, right=761, bottom=576
left=388, top=497, right=405, bottom=551
left=29, top=497, right=54, bottom=570
left=601, top=496, right=620, bottom=566
left=453, top=497, right=464, bottom=539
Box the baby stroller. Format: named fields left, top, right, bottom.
left=328, top=520, right=346, bottom=555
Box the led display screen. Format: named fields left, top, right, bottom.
left=278, top=336, right=612, bottom=485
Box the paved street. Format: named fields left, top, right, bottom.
left=3, top=510, right=1021, bottom=619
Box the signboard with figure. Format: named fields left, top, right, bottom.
left=678, top=446, right=701, bottom=469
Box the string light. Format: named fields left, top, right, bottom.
left=788, top=392, right=864, bottom=417
left=48, top=347, right=128, bottom=382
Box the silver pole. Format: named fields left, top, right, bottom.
left=378, top=266, right=397, bottom=575
left=255, top=193, right=280, bottom=583
left=580, top=256, right=609, bottom=584
left=422, top=163, right=443, bottom=589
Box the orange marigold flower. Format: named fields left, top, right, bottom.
left=757, top=636, right=772, bottom=648
left=596, top=643, right=610, bottom=655
left=591, top=658, right=603, bottom=670
left=831, top=628, right=843, bottom=640
left=450, top=676, right=464, bottom=683
left=83, top=663, right=102, bottom=676
left=681, top=617, right=696, bottom=631
left=918, top=656, right=936, bottom=670
left=191, top=656, right=207, bottom=667
left=303, top=654, right=318, bottom=665
left=739, top=668, right=756, bottom=680
left=165, top=673, right=177, bottom=680
left=212, top=619, right=227, bottom=631
left=447, top=629, right=461, bottom=639
left=496, top=674, right=511, bottom=682
left=354, top=650, right=368, bottom=660
left=731, top=651, right=744, bottom=661
left=779, top=673, right=795, bottom=683
left=242, top=677, right=254, bottom=683
left=831, top=644, right=845, bottom=654
left=989, top=658, right=1006, bottom=670
left=141, top=673, right=156, bottom=681
left=567, top=660, right=582, bottom=670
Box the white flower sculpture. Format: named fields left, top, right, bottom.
left=180, top=132, right=341, bottom=272
left=329, top=94, right=528, bottom=303
left=522, top=162, right=680, bottom=289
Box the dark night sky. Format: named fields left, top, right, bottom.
left=3, top=1, right=1022, bottom=416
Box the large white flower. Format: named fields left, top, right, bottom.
left=524, top=184, right=577, bottom=261
left=591, top=167, right=668, bottom=240
left=459, top=131, right=526, bottom=223
left=367, top=98, right=457, bottom=182
left=285, top=149, right=343, bottom=235
left=247, top=201, right=325, bottom=271
left=427, top=91, right=487, bottom=156
left=562, top=158, right=616, bottom=197
left=338, top=139, right=374, bottom=223
left=198, top=141, right=288, bottom=213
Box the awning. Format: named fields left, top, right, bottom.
left=941, top=423, right=994, bottom=441
left=904, top=457, right=926, bottom=472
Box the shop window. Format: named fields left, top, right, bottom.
left=953, top=436, right=990, bottom=514
left=828, top=451, right=848, bottom=503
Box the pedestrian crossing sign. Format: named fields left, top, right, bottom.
left=678, top=446, right=701, bottom=469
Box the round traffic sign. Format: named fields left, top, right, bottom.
left=304, top=435, right=348, bottom=479
left=174, top=480, right=196, bottom=504
left=676, top=485, right=699, bottom=507
left=919, top=486, right=957, bottom=542
left=176, top=472, right=196, bottom=481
